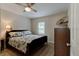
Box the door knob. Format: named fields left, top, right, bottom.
left=66, top=43, right=70, bottom=47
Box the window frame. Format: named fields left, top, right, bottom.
left=38, top=22, right=45, bottom=34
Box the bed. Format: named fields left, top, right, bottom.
left=6, top=30, right=47, bottom=55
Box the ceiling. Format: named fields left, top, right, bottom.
left=0, top=3, right=69, bottom=19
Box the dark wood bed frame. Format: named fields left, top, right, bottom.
left=6, top=30, right=47, bottom=56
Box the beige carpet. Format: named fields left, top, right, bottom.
left=0, top=43, right=54, bottom=56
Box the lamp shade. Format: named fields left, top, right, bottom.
left=6, top=25, right=12, bottom=31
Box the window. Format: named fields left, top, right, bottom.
left=38, top=22, right=45, bottom=34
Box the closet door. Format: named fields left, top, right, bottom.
left=54, top=28, right=70, bottom=56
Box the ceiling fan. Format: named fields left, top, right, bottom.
left=16, top=3, right=37, bottom=12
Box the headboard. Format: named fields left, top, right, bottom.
left=9, top=30, right=28, bottom=32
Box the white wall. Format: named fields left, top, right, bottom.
left=31, top=12, right=67, bottom=43
left=1, top=9, right=31, bottom=33
left=0, top=8, right=1, bottom=51
left=0, top=9, right=1, bottom=33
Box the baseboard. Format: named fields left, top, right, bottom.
left=48, top=41, right=54, bottom=44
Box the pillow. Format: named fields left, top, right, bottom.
left=9, top=32, right=23, bottom=37
left=23, top=31, right=32, bottom=35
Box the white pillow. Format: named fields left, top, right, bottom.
left=23, top=31, right=32, bottom=35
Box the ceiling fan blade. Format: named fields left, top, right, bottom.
left=31, top=3, right=35, bottom=6
left=26, top=3, right=35, bottom=7
left=15, top=3, right=26, bottom=7
left=31, top=8, right=37, bottom=12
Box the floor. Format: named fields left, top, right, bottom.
left=0, top=43, right=54, bottom=56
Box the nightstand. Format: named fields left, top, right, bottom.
left=0, top=38, right=4, bottom=51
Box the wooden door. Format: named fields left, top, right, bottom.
left=54, top=28, right=70, bottom=56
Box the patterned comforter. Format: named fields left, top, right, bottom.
left=8, top=35, right=45, bottom=53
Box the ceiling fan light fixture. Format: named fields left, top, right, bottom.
left=25, top=7, right=32, bottom=12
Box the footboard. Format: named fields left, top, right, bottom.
left=26, top=36, right=47, bottom=55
